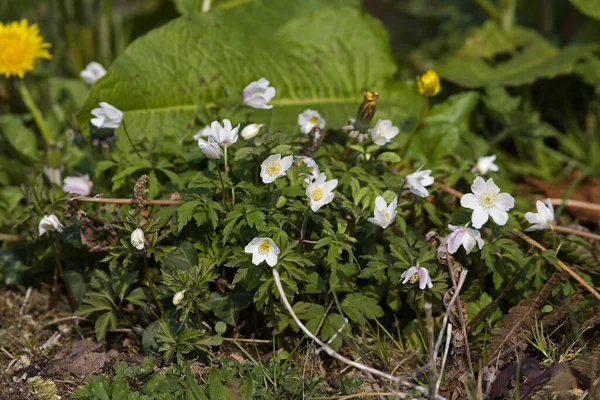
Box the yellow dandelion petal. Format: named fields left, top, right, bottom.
left=0, top=19, right=52, bottom=79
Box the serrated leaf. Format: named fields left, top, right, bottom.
left=341, top=293, right=383, bottom=324
left=176, top=201, right=201, bottom=233
left=439, top=21, right=597, bottom=88
left=95, top=311, right=117, bottom=341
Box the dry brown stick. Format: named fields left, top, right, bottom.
left=514, top=229, right=600, bottom=301
left=549, top=198, right=600, bottom=214
left=552, top=225, right=600, bottom=241
left=72, top=196, right=181, bottom=205
left=436, top=185, right=600, bottom=241
left=221, top=337, right=272, bottom=344
left=0, top=233, right=22, bottom=241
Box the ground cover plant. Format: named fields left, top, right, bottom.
left=2, top=0, right=600, bottom=399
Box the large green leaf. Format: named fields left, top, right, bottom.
left=570, top=0, right=600, bottom=19
left=438, top=21, right=597, bottom=88
left=76, top=7, right=397, bottom=142
left=175, top=0, right=359, bottom=37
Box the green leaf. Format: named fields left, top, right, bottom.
left=77, top=8, right=398, bottom=139
left=570, top=0, right=600, bottom=19
left=376, top=152, right=401, bottom=163
left=439, top=21, right=597, bottom=88
left=341, top=293, right=384, bottom=324
left=95, top=311, right=117, bottom=341
left=162, top=241, right=198, bottom=270
left=208, top=289, right=253, bottom=325
left=409, top=123, right=460, bottom=163
left=0, top=115, right=40, bottom=162
left=176, top=201, right=201, bottom=233
left=208, top=369, right=228, bottom=400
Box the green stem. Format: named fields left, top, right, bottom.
left=474, top=0, right=501, bottom=19
left=143, top=253, right=163, bottom=315
left=400, top=99, right=428, bottom=159
left=121, top=119, right=143, bottom=158
left=224, top=145, right=229, bottom=176
left=17, top=81, right=53, bottom=145
left=50, top=235, right=77, bottom=311
left=217, top=159, right=227, bottom=206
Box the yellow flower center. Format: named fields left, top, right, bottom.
left=383, top=210, right=390, bottom=219
left=42, top=223, right=53, bottom=229
left=479, top=191, right=496, bottom=208
left=309, top=116, right=319, bottom=125
left=266, top=161, right=281, bottom=176
left=0, top=19, right=52, bottom=78
left=258, top=240, right=271, bottom=255
left=410, top=272, right=420, bottom=283
left=297, top=159, right=305, bottom=166
left=311, top=187, right=324, bottom=201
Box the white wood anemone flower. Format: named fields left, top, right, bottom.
left=298, top=109, right=326, bottom=135
left=243, top=78, right=276, bottom=109
left=80, top=61, right=106, bottom=85
left=524, top=198, right=554, bottom=232
left=460, top=177, right=515, bottom=229
left=295, top=156, right=320, bottom=183
left=306, top=172, right=338, bottom=212
left=370, top=119, right=399, bottom=146
left=130, top=228, right=145, bottom=250
left=62, top=174, right=93, bottom=196
left=198, top=136, right=222, bottom=159
left=472, top=154, right=499, bottom=175
left=445, top=224, right=484, bottom=254
left=260, top=154, right=293, bottom=184
left=91, top=102, right=123, bottom=129
left=241, top=123, right=263, bottom=140
left=209, top=119, right=239, bottom=147
left=400, top=266, right=433, bottom=290
left=406, top=169, right=434, bottom=197
left=367, top=196, right=398, bottom=229
left=193, top=125, right=211, bottom=140
left=38, top=214, right=64, bottom=237
left=244, top=237, right=280, bottom=267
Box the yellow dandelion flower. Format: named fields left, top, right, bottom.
left=0, top=19, right=52, bottom=78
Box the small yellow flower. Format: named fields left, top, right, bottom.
left=417, top=70, right=441, bottom=97
left=0, top=19, right=51, bottom=78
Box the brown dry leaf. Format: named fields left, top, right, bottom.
left=46, top=340, right=107, bottom=377
left=524, top=173, right=600, bottom=223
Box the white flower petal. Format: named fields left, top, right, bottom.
left=460, top=193, right=479, bottom=210
left=489, top=207, right=509, bottom=226
left=471, top=207, right=489, bottom=229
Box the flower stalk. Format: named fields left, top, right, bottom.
left=143, top=253, right=163, bottom=315
left=17, top=81, right=53, bottom=145
left=49, top=236, right=77, bottom=311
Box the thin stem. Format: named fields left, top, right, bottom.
left=72, top=197, right=181, bottom=205
left=224, top=146, right=229, bottom=176
left=143, top=253, right=163, bottom=315
left=17, top=81, right=52, bottom=145
left=474, top=0, right=501, bottom=18
left=121, top=119, right=143, bottom=158
left=299, top=207, right=311, bottom=243
left=435, top=325, right=452, bottom=393
left=49, top=236, right=77, bottom=311
left=400, top=99, right=428, bottom=159
left=216, top=159, right=227, bottom=206
left=271, top=268, right=444, bottom=399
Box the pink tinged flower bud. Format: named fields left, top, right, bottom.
left=62, top=175, right=93, bottom=196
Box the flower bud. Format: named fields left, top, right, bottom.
left=417, top=70, right=441, bottom=97
left=172, top=290, right=186, bottom=305
left=38, top=214, right=64, bottom=237
left=130, top=228, right=145, bottom=250
left=354, top=90, right=378, bottom=132
left=241, top=123, right=263, bottom=140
